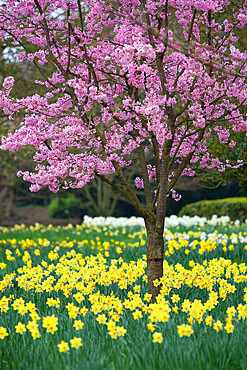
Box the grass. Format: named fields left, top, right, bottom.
left=0, top=220, right=246, bottom=369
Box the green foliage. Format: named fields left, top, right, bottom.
left=47, top=196, right=84, bottom=219
left=179, top=197, right=247, bottom=221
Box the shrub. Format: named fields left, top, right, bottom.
left=178, top=197, right=247, bottom=221
left=47, top=196, right=84, bottom=219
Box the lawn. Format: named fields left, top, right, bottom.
left=0, top=216, right=246, bottom=369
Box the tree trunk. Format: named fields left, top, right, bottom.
left=6, top=186, right=15, bottom=218
left=145, top=220, right=164, bottom=300
left=0, top=187, right=9, bottom=224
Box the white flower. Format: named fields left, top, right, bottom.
left=83, top=214, right=232, bottom=228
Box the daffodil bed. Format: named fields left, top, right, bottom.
left=0, top=216, right=247, bottom=369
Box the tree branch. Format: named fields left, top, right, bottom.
left=167, top=128, right=205, bottom=192
left=95, top=172, right=131, bottom=202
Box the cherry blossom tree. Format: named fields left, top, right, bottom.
left=0, top=0, right=247, bottom=298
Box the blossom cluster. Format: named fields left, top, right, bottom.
left=83, top=214, right=240, bottom=228
left=0, top=0, right=246, bottom=198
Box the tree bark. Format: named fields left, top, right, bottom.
left=6, top=186, right=15, bottom=218
left=145, top=219, right=164, bottom=300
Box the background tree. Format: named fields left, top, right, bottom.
left=0, top=0, right=246, bottom=298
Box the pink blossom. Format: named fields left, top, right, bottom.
left=0, top=0, right=245, bottom=214
left=2, top=76, right=15, bottom=90
left=135, top=177, right=144, bottom=189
